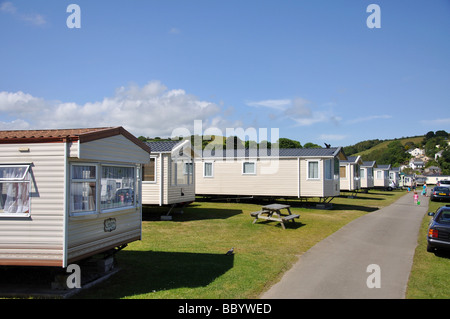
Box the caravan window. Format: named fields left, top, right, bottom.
left=204, top=162, right=214, bottom=177
left=308, top=161, right=320, bottom=179
left=101, top=166, right=135, bottom=211
left=170, top=159, right=194, bottom=186
left=142, top=157, right=156, bottom=182
left=70, top=163, right=137, bottom=216
left=242, top=161, right=256, bottom=175
left=70, top=165, right=97, bottom=214
left=0, top=165, right=31, bottom=217
left=325, top=159, right=333, bottom=180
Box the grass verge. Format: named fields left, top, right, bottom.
left=406, top=199, right=450, bottom=299
left=73, top=190, right=405, bottom=299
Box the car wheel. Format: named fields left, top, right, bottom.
left=427, top=243, right=435, bottom=253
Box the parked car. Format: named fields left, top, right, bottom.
left=439, top=180, right=450, bottom=188
left=430, top=186, right=450, bottom=202
left=427, top=205, right=450, bottom=252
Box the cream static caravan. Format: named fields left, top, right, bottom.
left=339, top=156, right=363, bottom=192
left=360, top=161, right=377, bottom=190
left=195, top=147, right=347, bottom=201
left=374, top=164, right=391, bottom=189
left=141, top=140, right=196, bottom=207
left=0, top=127, right=150, bottom=268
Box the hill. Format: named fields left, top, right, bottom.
left=344, top=135, right=424, bottom=167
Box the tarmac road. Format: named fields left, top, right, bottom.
left=261, top=192, right=429, bottom=299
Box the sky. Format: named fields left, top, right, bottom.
left=0, top=0, right=449, bottom=147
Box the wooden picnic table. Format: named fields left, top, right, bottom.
left=250, top=203, right=300, bottom=229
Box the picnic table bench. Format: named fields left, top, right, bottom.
left=250, top=204, right=300, bottom=229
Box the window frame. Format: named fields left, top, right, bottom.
left=203, top=161, right=214, bottom=178
left=142, top=157, right=157, bottom=183
left=0, top=164, right=32, bottom=218
left=242, top=161, right=257, bottom=175
left=324, top=159, right=333, bottom=180
left=70, top=163, right=98, bottom=216
left=69, top=162, right=138, bottom=217
left=307, top=160, right=320, bottom=180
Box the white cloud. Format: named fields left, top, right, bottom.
left=420, top=118, right=450, bottom=125
left=246, top=99, right=291, bottom=110
left=0, top=1, right=46, bottom=26
left=318, top=134, right=347, bottom=141
left=0, top=81, right=224, bottom=137
left=246, top=97, right=340, bottom=127
left=169, top=27, right=181, bottom=34
left=347, top=114, right=392, bottom=124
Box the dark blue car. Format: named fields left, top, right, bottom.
left=427, top=205, right=450, bottom=253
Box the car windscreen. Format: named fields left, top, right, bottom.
left=434, top=187, right=450, bottom=193
left=437, top=210, right=450, bottom=224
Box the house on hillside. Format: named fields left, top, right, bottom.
left=339, top=156, right=363, bottom=193
left=0, top=127, right=150, bottom=267
left=360, top=161, right=376, bottom=191
left=409, top=159, right=425, bottom=170
left=195, top=147, right=347, bottom=203
left=141, top=139, right=196, bottom=209
left=408, top=148, right=424, bottom=157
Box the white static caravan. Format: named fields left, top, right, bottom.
left=374, top=164, right=391, bottom=189
left=339, top=156, right=363, bottom=193
left=141, top=140, right=196, bottom=207
left=360, top=161, right=376, bottom=190
left=195, top=147, right=346, bottom=201
left=389, top=167, right=401, bottom=188
left=0, top=127, right=150, bottom=268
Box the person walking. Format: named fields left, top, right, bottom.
left=413, top=191, right=419, bottom=205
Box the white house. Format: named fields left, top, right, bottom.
left=408, top=148, right=424, bottom=157
left=0, top=127, right=150, bottom=267
left=409, top=158, right=425, bottom=170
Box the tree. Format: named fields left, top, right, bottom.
left=303, top=142, right=321, bottom=148
left=276, top=138, right=302, bottom=149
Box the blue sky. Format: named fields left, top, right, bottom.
left=0, top=0, right=449, bottom=147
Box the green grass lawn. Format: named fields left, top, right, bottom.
left=406, top=199, right=450, bottom=299
left=76, top=190, right=406, bottom=299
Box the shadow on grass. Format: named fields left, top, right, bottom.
left=143, top=205, right=243, bottom=222
left=331, top=203, right=379, bottom=213
left=76, top=250, right=234, bottom=299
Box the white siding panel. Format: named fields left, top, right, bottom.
left=0, top=143, right=65, bottom=266
left=67, top=208, right=141, bottom=262
left=195, top=158, right=298, bottom=197
left=79, top=135, right=149, bottom=164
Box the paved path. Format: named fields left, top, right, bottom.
left=261, top=192, right=429, bottom=299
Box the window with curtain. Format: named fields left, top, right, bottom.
left=204, top=162, right=213, bottom=177
left=142, top=157, right=156, bottom=182
left=308, top=161, right=319, bottom=179
left=70, top=165, right=97, bottom=214
left=0, top=165, right=31, bottom=217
